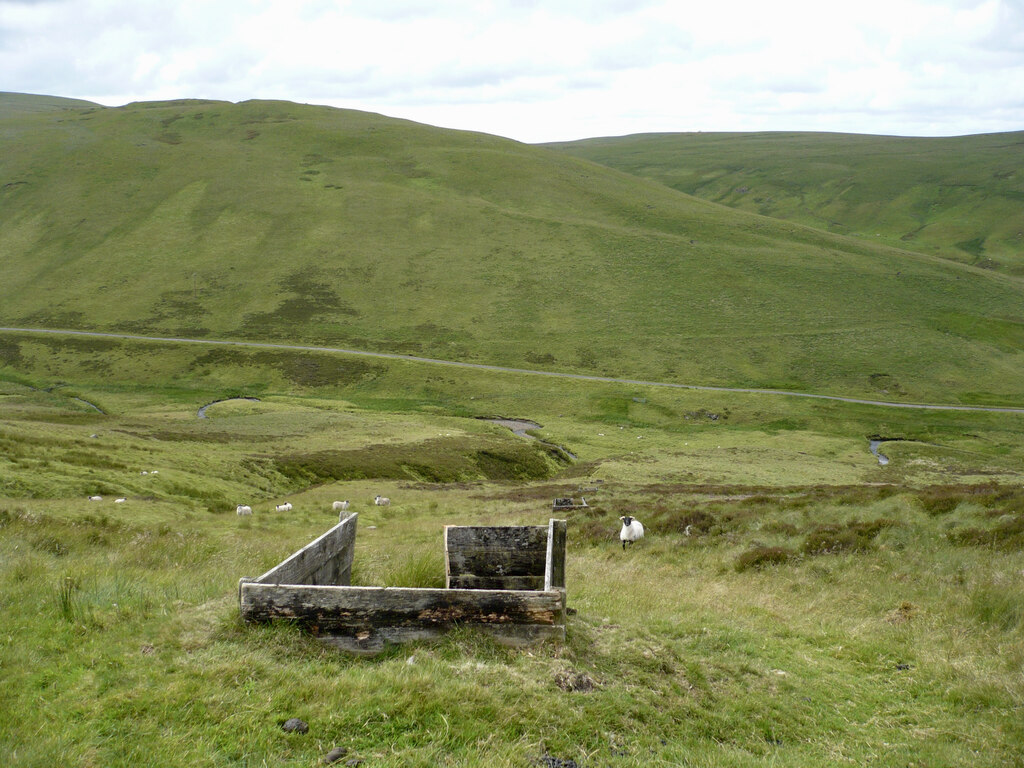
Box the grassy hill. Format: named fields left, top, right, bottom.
left=544, top=131, right=1024, bottom=275
left=2, top=95, right=1023, bottom=404
left=0, top=91, right=101, bottom=114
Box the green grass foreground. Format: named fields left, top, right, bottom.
left=1, top=342, right=1022, bottom=767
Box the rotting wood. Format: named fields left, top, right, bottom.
left=545, top=518, right=567, bottom=592
left=444, top=524, right=548, bottom=590
left=240, top=513, right=568, bottom=654
left=240, top=584, right=563, bottom=630
left=552, top=497, right=588, bottom=510
left=253, top=513, right=356, bottom=586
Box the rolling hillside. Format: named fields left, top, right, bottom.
left=545, top=131, right=1024, bottom=275
left=2, top=94, right=1023, bottom=404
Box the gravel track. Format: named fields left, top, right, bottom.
left=3, top=326, right=1024, bottom=414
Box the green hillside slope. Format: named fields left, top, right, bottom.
left=1, top=95, right=1023, bottom=404
left=545, top=131, right=1024, bottom=275
left=1, top=91, right=102, bottom=113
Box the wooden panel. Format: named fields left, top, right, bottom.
left=444, top=525, right=548, bottom=589
left=253, top=513, right=357, bottom=586
left=544, top=519, right=567, bottom=591
left=239, top=584, right=563, bottom=631
left=445, top=525, right=547, bottom=551
left=447, top=574, right=545, bottom=591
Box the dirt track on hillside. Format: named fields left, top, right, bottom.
left=3, top=326, right=1023, bottom=415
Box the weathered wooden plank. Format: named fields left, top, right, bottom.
left=317, top=623, right=566, bottom=655
left=447, top=574, right=545, bottom=591
left=444, top=524, right=548, bottom=589
left=240, top=584, right=563, bottom=630
left=446, top=548, right=547, bottom=576
left=253, top=513, right=357, bottom=586
left=544, top=519, right=567, bottom=592
left=445, top=525, right=547, bottom=550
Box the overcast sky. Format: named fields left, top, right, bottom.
left=2, top=0, right=1023, bottom=143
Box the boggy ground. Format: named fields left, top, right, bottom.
left=1, top=358, right=1023, bottom=766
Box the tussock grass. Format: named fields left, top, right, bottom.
left=1, top=349, right=1023, bottom=764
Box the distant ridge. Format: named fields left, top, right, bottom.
left=1, top=92, right=102, bottom=114
left=545, top=130, right=1024, bottom=275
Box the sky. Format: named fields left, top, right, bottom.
left=2, top=0, right=1023, bottom=143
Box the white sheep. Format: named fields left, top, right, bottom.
left=619, top=515, right=644, bottom=550
left=114, top=497, right=127, bottom=504
left=332, top=500, right=350, bottom=512
left=88, top=495, right=102, bottom=501
left=374, top=495, right=390, bottom=506
left=236, top=505, right=252, bottom=516
left=275, top=502, right=292, bottom=512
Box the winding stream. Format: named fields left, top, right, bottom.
left=483, top=418, right=578, bottom=460
left=869, top=439, right=890, bottom=465
left=197, top=397, right=262, bottom=418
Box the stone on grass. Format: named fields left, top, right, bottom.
left=282, top=718, right=309, bottom=734
left=322, top=746, right=348, bottom=764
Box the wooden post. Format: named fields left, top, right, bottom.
left=544, top=518, right=567, bottom=592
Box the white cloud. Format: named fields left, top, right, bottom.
left=1, top=0, right=1022, bottom=141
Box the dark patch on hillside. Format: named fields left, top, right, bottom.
left=0, top=338, right=22, bottom=366
left=238, top=269, right=359, bottom=340
left=20, top=334, right=122, bottom=355
left=265, top=437, right=556, bottom=484
left=116, top=289, right=211, bottom=335
left=19, top=309, right=90, bottom=330
left=188, top=347, right=383, bottom=387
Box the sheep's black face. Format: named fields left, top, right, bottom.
left=621, top=516, right=633, bottom=526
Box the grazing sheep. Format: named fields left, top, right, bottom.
left=619, top=515, right=644, bottom=550
left=114, top=498, right=127, bottom=504
left=88, top=495, right=102, bottom=501
left=374, top=495, right=390, bottom=507
left=332, top=500, right=350, bottom=512
left=236, top=505, right=252, bottom=516
left=275, top=502, right=292, bottom=512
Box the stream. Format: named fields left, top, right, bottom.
left=869, top=439, right=890, bottom=465
left=483, top=418, right=578, bottom=460
left=197, top=397, right=262, bottom=418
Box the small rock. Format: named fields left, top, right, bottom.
left=554, top=671, right=596, bottom=692
left=540, top=756, right=578, bottom=768
left=345, top=760, right=364, bottom=767
left=282, top=718, right=309, bottom=734
left=321, top=746, right=348, bottom=764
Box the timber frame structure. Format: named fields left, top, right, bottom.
left=239, top=513, right=567, bottom=654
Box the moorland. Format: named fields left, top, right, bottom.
left=1, top=92, right=1022, bottom=767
